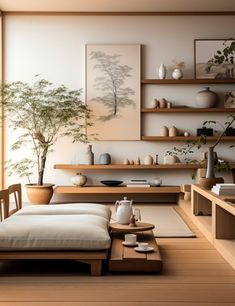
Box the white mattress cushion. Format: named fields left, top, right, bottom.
left=14, top=203, right=111, bottom=221
left=0, top=214, right=111, bottom=251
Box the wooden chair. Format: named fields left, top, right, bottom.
left=0, top=189, right=9, bottom=221
left=8, top=184, right=22, bottom=216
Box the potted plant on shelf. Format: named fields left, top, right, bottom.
left=199, top=115, right=235, bottom=189
left=1, top=77, right=90, bottom=204
left=165, top=114, right=235, bottom=189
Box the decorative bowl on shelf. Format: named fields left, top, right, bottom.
left=100, top=180, right=123, bottom=187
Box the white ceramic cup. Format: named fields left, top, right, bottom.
left=138, top=242, right=149, bottom=251
left=124, top=234, right=137, bottom=245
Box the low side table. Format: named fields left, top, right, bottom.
left=109, top=222, right=162, bottom=273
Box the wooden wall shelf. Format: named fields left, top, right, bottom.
left=54, top=164, right=202, bottom=170
left=142, top=108, right=235, bottom=113
left=141, top=79, right=235, bottom=85
left=142, top=136, right=235, bottom=142
left=55, top=186, right=181, bottom=194
left=54, top=163, right=235, bottom=170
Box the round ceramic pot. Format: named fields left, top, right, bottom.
left=71, top=173, right=87, bottom=187
left=144, top=155, right=154, bottom=165
left=172, top=68, right=183, bottom=80
left=99, top=153, right=111, bottom=165
left=25, top=183, right=54, bottom=204
left=196, top=87, right=217, bottom=108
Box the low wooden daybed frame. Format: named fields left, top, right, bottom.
left=0, top=185, right=108, bottom=276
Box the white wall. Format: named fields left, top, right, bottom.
left=4, top=15, right=235, bottom=202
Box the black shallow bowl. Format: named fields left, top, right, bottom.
left=100, top=180, right=123, bottom=187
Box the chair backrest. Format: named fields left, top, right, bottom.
left=8, top=184, right=22, bottom=216
left=0, top=189, right=9, bottom=221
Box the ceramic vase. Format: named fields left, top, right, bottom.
left=71, top=173, right=87, bottom=187
left=196, top=87, right=217, bottom=108
left=158, top=64, right=166, bottom=79
left=172, top=68, right=183, bottom=80
left=198, top=147, right=224, bottom=190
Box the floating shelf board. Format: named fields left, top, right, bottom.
left=142, top=108, right=235, bottom=113
left=55, top=186, right=181, bottom=194
left=141, top=79, right=235, bottom=85
left=142, top=136, right=235, bottom=141
left=54, top=164, right=202, bottom=170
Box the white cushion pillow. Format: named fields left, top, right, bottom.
left=14, top=203, right=111, bottom=221
left=0, top=214, right=111, bottom=251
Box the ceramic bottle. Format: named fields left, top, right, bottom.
left=84, top=144, right=94, bottom=165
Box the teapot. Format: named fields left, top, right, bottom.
left=115, top=196, right=133, bottom=224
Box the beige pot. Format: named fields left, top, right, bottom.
left=25, top=184, right=54, bottom=204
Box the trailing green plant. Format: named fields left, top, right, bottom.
left=1, top=77, right=91, bottom=185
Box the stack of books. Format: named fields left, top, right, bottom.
left=126, top=179, right=151, bottom=188
left=211, top=183, right=235, bottom=195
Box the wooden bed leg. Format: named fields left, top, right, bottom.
left=90, top=260, right=102, bottom=276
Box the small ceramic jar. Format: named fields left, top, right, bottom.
left=144, top=155, right=154, bottom=165
left=151, top=98, right=159, bottom=108
left=153, top=177, right=162, bottom=186
left=160, top=126, right=169, bottom=136
left=123, top=158, right=130, bottom=165
left=99, top=153, right=111, bottom=165
left=159, top=98, right=167, bottom=108
left=169, top=126, right=177, bottom=137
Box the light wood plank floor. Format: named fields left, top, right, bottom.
left=0, top=206, right=235, bottom=305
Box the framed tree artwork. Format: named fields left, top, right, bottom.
left=86, top=44, right=141, bottom=140
left=194, top=39, right=235, bottom=79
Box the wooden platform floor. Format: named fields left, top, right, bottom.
left=0, top=206, right=235, bottom=305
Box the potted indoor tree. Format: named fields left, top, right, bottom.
left=1, top=77, right=90, bottom=204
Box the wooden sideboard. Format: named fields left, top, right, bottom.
left=179, top=184, right=235, bottom=269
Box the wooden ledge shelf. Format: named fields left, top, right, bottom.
left=141, top=79, right=235, bottom=85
left=54, top=164, right=202, bottom=170
left=142, top=108, right=235, bottom=113
left=55, top=186, right=181, bottom=194
left=142, top=136, right=235, bottom=142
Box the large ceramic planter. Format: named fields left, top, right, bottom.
left=25, top=184, right=54, bottom=204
